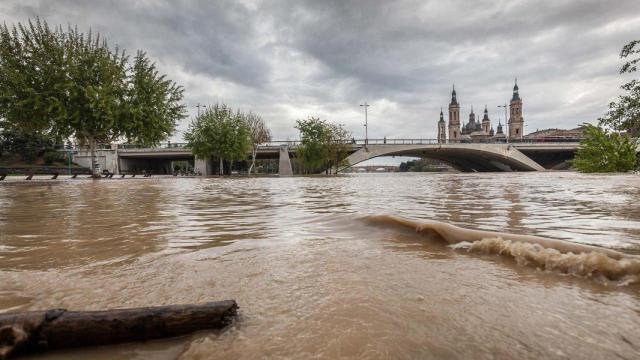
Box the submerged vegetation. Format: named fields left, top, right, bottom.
left=294, top=117, right=351, bottom=174
left=185, top=104, right=251, bottom=175
left=574, top=39, right=640, bottom=173
left=184, top=104, right=272, bottom=175
left=398, top=158, right=444, bottom=172
left=572, top=124, right=637, bottom=173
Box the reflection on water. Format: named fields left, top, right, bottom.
left=1, top=172, right=640, bottom=359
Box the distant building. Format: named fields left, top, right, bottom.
left=447, top=85, right=461, bottom=142
left=508, top=79, right=524, bottom=139
left=439, top=80, right=522, bottom=143
left=524, top=127, right=585, bottom=139
left=437, top=108, right=446, bottom=143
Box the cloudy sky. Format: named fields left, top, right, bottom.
left=2, top=0, right=640, bottom=143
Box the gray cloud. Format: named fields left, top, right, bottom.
left=2, top=0, right=639, bottom=141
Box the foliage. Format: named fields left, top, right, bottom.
left=572, top=123, right=637, bottom=173
left=599, top=40, right=640, bottom=135
left=123, top=51, right=186, bottom=146
left=244, top=112, right=271, bottom=174
left=324, top=122, right=351, bottom=174
left=294, top=116, right=351, bottom=174
left=295, top=117, right=328, bottom=173
left=43, top=150, right=64, bottom=165
left=399, top=158, right=440, bottom=172
left=0, top=18, right=186, bottom=175
left=0, top=127, right=56, bottom=161
left=184, top=103, right=251, bottom=174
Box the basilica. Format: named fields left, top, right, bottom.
left=437, top=80, right=524, bottom=143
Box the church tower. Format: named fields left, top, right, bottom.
left=508, top=79, right=524, bottom=139
left=481, top=105, right=491, bottom=134
left=468, top=106, right=476, bottom=125
left=448, top=85, right=461, bottom=142
left=437, top=108, right=446, bottom=143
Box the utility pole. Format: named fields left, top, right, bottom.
left=360, top=102, right=370, bottom=147
left=498, top=103, right=509, bottom=144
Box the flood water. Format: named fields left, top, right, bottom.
left=1, top=172, right=640, bottom=359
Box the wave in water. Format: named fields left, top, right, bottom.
left=365, top=215, right=640, bottom=285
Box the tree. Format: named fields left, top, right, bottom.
left=324, top=122, right=351, bottom=174
left=0, top=126, right=56, bottom=162
left=572, top=123, right=637, bottom=173
left=0, top=19, right=186, bottom=177
left=295, top=117, right=329, bottom=174
left=184, top=104, right=251, bottom=175
left=294, top=116, right=351, bottom=174
left=244, top=112, right=271, bottom=174
left=599, top=40, right=640, bottom=135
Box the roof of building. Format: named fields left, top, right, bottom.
left=524, top=127, right=585, bottom=138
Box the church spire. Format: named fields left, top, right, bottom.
left=511, top=78, right=520, bottom=101
left=450, top=84, right=458, bottom=104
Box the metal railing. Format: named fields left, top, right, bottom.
left=57, top=137, right=592, bottom=151
left=118, top=142, right=189, bottom=149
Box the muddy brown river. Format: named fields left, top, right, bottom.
left=1, top=172, right=640, bottom=359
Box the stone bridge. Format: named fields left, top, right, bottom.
left=344, top=143, right=554, bottom=172
left=70, top=139, right=589, bottom=174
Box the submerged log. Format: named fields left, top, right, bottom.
left=0, top=300, right=237, bottom=359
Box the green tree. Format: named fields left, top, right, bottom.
left=324, top=122, right=351, bottom=174
left=295, top=117, right=328, bottom=174
left=184, top=104, right=251, bottom=175
left=0, top=126, right=56, bottom=162
left=599, top=40, right=640, bottom=135
left=0, top=19, right=186, bottom=177
left=572, top=123, right=637, bottom=173
left=294, top=116, right=351, bottom=174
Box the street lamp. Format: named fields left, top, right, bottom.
left=360, top=102, right=370, bottom=147
left=196, top=103, right=205, bottom=117
left=497, top=103, right=509, bottom=144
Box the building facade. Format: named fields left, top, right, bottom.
left=508, top=80, right=524, bottom=139
left=437, top=108, right=446, bottom=143
left=448, top=86, right=461, bottom=142
left=439, top=80, right=522, bottom=143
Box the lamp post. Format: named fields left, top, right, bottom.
left=196, top=103, right=205, bottom=117
left=498, top=103, right=508, bottom=144
left=360, top=102, right=370, bottom=147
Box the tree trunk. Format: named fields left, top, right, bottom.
left=219, top=157, right=224, bottom=176
left=89, top=137, right=99, bottom=178
left=0, top=300, right=237, bottom=359
left=249, top=148, right=257, bottom=175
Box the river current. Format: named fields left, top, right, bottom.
left=1, top=172, right=639, bottom=359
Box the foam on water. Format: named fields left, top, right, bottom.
left=366, top=214, right=640, bottom=284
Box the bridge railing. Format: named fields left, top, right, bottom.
left=60, top=136, right=597, bottom=151
left=117, top=142, right=189, bottom=149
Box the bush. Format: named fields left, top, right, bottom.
left=572, top=123, right=637, bottom=173
left=43, top=150, right=63, bottom=165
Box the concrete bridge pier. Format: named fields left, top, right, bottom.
left=278, top=145, right=293, bottom=175
left=195, top=158, right=213, bottom=176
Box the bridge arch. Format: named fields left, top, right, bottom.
left=342, top=144, right=545, bottom=172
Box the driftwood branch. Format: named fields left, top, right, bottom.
left=0, top=300, right=237, bottom=359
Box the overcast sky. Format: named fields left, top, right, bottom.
left=3, top=0, right=640, bottom=143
